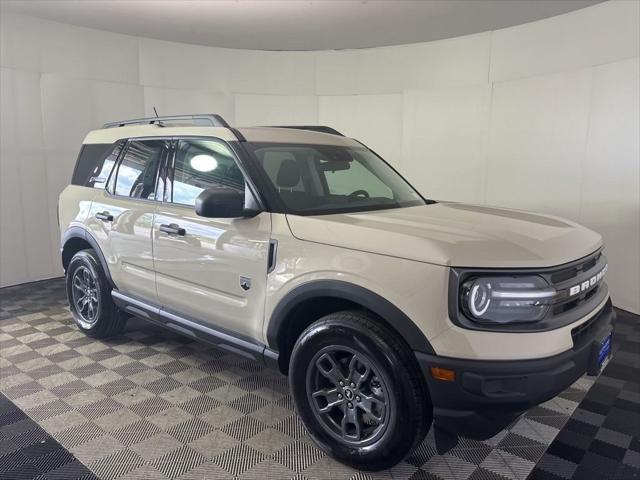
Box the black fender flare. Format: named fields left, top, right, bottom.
left=266, top=280, right=435, bottom=355
left=62, top=226, right=116, bottom=288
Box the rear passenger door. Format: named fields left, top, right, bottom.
left=87, top=138, right=169, bottom=303
left=153, top=137, right=271, bottom=342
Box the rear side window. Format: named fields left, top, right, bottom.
left=113, top=139, right=167, bottom=199
left=71, top=141, right=124, bottom=188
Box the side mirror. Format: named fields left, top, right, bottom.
left=195, top=187, right=252, bottom=218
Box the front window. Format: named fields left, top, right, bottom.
left=246, top=143, right=425, bottom=215
left=170, top=139, right=245, bottom=207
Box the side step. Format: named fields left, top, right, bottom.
left=111, top=290, right=279, bottom=368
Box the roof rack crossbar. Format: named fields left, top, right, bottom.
left=102, top=114, right=230, bottom=129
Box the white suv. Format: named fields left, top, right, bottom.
left=58, top=114, right=615, bottom=470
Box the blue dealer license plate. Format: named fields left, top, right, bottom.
left=598, top=333, right=612, bottom=372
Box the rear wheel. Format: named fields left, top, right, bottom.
left=66, top=249, right=127, bottom=338
left=289, top=311, right=431, bottom=470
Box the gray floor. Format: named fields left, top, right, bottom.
left=0, top=278, right=596, bottom=480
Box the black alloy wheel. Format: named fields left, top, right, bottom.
left=289, top=310, right=432, bottom=470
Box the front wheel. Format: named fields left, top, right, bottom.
left=289, top=311, right=432, bottom=470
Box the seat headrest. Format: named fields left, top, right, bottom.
left=276, top=159, right=301, bottom=188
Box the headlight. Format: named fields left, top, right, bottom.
left=461, top=276, right=556, bottom=324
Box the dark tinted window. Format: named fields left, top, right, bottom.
left=71, top=141, right=124, bottom=188
left=114, top=140, right=167, bottom=199
left=170, top=139, right=245, bottom=206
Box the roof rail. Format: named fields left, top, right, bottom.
left=102, top=114, right=230, bottom=129
left=268, top=125, right=344, bottom=136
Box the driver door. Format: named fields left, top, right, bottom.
left=153, top=137, right=271, bottom=342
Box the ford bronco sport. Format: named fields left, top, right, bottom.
left=59, top=114, right=615, bottom=470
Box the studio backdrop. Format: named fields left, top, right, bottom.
left=0, top=1, right=638, bottom=313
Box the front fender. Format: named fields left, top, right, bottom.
left=266, top=279, right=435, bottom=355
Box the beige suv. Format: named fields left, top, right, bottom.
left=59, top=114, right=615, bottom=470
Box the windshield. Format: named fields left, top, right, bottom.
left=245, top=143, right=426, bottom=215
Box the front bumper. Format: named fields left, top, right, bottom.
left=416, top=298, right=616, bottom=441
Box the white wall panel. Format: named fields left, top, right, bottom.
left=234, top=94, right=318, bottom=126
left=486, top=70, right=592, bottom=219
left=143, top=87, right=234, bottom=123
left=93, top=81, right=145, bottom=126
left=0, top=68, right=44, bottom=150
left=403, top=33, right=491, bottom=90
left=315, top=50, right=360, bottom=95
left=0, top=146, right=28, bottom=287
left=40, top=75, right=144, bottom=149
left=0, top=68, right=31, bottom=285
left=491, top=1, right=640, bottom=82
left=36, top=19, right=92, bottom=79
left=0, top=68, right=54, bottom=285
left=402, top=85, right=491, bottom=203
left=355, top=48, right=408, bottom=94
left=85, top=30, right=139, bottom=85
left=580, top=58, right=640, bottom=313
left=316, top=33, right=491, bottom=96
left=40, top=75, right=93, bottom=150
left=1, top=6, right=638, bottom=313
left=318, top=94, right=403, bottom=166
left=139, top=38, right=231, bottom=91
left=0, top=13, right=40, bottom=72
left=230, top=51, right=316, bottom=95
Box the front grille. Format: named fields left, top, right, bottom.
left=552, top=284, right=600, bottom=315
left=550, top=252, right=600, bottom=284
left=544, top=250, right=607, bottom=319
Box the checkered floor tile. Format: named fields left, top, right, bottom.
left=0, top=278, right=635, bottom=480
left=527, top=308, right=640, bottom=480
left=0, top=391, right=97, bottom=480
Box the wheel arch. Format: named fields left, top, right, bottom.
left=61, top=227, right=116, bottom=288
left=267, top=280, right=435, bottom=373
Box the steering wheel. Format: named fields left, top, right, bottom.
left=347, top=189, right=370, bottom=200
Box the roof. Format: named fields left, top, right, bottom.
left=83, top=124, right=361, bottom=147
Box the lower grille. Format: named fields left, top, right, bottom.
left=571, top=299, right=608, bottom=345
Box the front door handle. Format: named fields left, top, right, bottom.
left=96, top=211, right=114, bottom=222
left=159, top=223, right=186, bottom=236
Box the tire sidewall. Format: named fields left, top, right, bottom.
left=66, top=250, right=110, bottom=334
left=290, top=318, right=420, bottom=465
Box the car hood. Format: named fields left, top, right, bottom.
left=285, top=203, right=603, bottom=268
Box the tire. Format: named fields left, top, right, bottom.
left=289, top=310, right=432, bottom=470
left=65, top=249, right=127, bottom=338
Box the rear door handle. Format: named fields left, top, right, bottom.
left=159, top=223, right=186, bottom=236
left=96, top=211, right=113, bottom=222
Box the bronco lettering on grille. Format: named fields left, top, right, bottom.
left=568, top=264, right=607, bottom=297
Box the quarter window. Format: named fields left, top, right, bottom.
left=72, top=141, right=124, bottom=189
left=114, top=140, right=167, bottom=199
left=170, top=139, right=245, bottom=206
